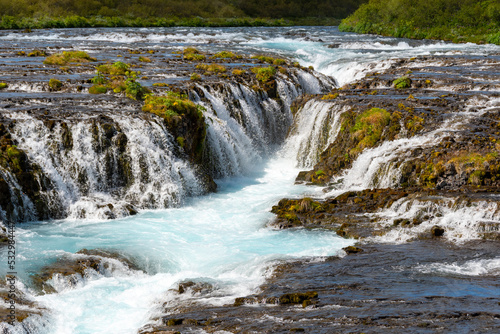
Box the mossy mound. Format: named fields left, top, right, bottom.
left=48, top=78, right=63, bottom=91
left=143, top=92, right=207, bottom=165
left=43, top=51, right=96, bottom=65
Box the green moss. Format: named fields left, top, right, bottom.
left=44, top=51, right=96, bottom=65
left=48, top=78, right=63, bottom=91
left=393, top=76, right=412, bottom=89
left=273, top=58, right=286, bottom=65
left=251, top=55, right=275, bottom=64
left=232, top=69, right=245, bottom=76
left=350, top=108, right=391, bottom=154
left=196, top=63, right=227, bottom=74
left=143, top=92, right=205, bottom=121
left=176, top=136, right=185, bottom=147
left=321, top=93, right=339, bottom=100
left=212, top=51, right=242, bottom=59
left=183, top=47, right=200, bottom=55
left=190, top=73, right=202, bottom=81
left=27, top=49, right=47, bottom=57
left=184, top=53, right=206, bottom=61
left=0, top=83, right=7, bottom=89
left=251, top=66, right=276, bottom=83
left=138, top=56, right=152, bottom=62
left=96, top=61, right=129, bottom=75
left=89, top=85, right=107, bottom=94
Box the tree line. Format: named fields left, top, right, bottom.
left=339, top=0, right=500, bottom=44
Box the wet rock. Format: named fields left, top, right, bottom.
left=0, top=277, right=45, bottom=324
left=343, top=246, right=364, bottom=254
left=431, top=225, right=445, bottom=237
left=31, top=248, right=140, bottom=293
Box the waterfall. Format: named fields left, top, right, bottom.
left=0, top=69, right=335, bottom=221
left=3, top=112, right=204, bottom=220
left=284, top=100, right=347, bottom=168
left=367, top=195, right=500, bottom=244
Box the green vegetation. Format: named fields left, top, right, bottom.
left=27, top=49, right=47, bottom=57
left=89, top=85, right=107, bottom=94
left=190, top=73, right=202, bottom=81
left=340, top=0, right=500, bottom=45
left=0, top=0, right=366, bottom=29
left=251, top=55, right=286, bottom=65
left=0, top=83, right=7, bottom=89
left=212, top=51, right=242, bottom=59
left=44, top=51, right=96, bottom=65
left=89, top=61, right=149, bottom=99
left=138, top=56, right=151, bottom=62
left=350, top=107, right=391, bottom=154
left=232, top=69, right=245, bottom=76
left=143, top=91, right=204, bottom=121
left=196, top=63, right=227, bottom=74
left=251, top=66, right=277, bottom=83
left=48, top=78, right=63, bottom=91
left=321, top=92, right=339, bottom=100
left=393, top=76, right=411, bottom=89
left=184, top=53, right=206, bottom=61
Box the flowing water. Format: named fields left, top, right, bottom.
left=0, top=27, right=499, bottom=333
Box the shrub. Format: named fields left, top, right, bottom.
left=251, top=55, right=275, bottom=64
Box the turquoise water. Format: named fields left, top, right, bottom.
left=9, top=157, right=352, bottom=333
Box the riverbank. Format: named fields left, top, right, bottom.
left=339, top=0, right=500, bottom=45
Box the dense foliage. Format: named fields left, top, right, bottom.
left=0, top=0, right=367, bottom=29
left=339, top=0, right=500, bottom=44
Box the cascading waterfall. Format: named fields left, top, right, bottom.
left=0, top=69, right=334, bottom=221
left=3, top=112, right=204, bottom=220
left=366, top=195, right=500, bottom=243
left=285, top=100, right=347, bottom=167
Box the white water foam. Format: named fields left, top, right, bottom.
left=415, top=257, right=500, bottom=276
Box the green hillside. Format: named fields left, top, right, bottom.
left=0, top=0, right=367, bottom=29
left=339, top=0, right=500, bottom=44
